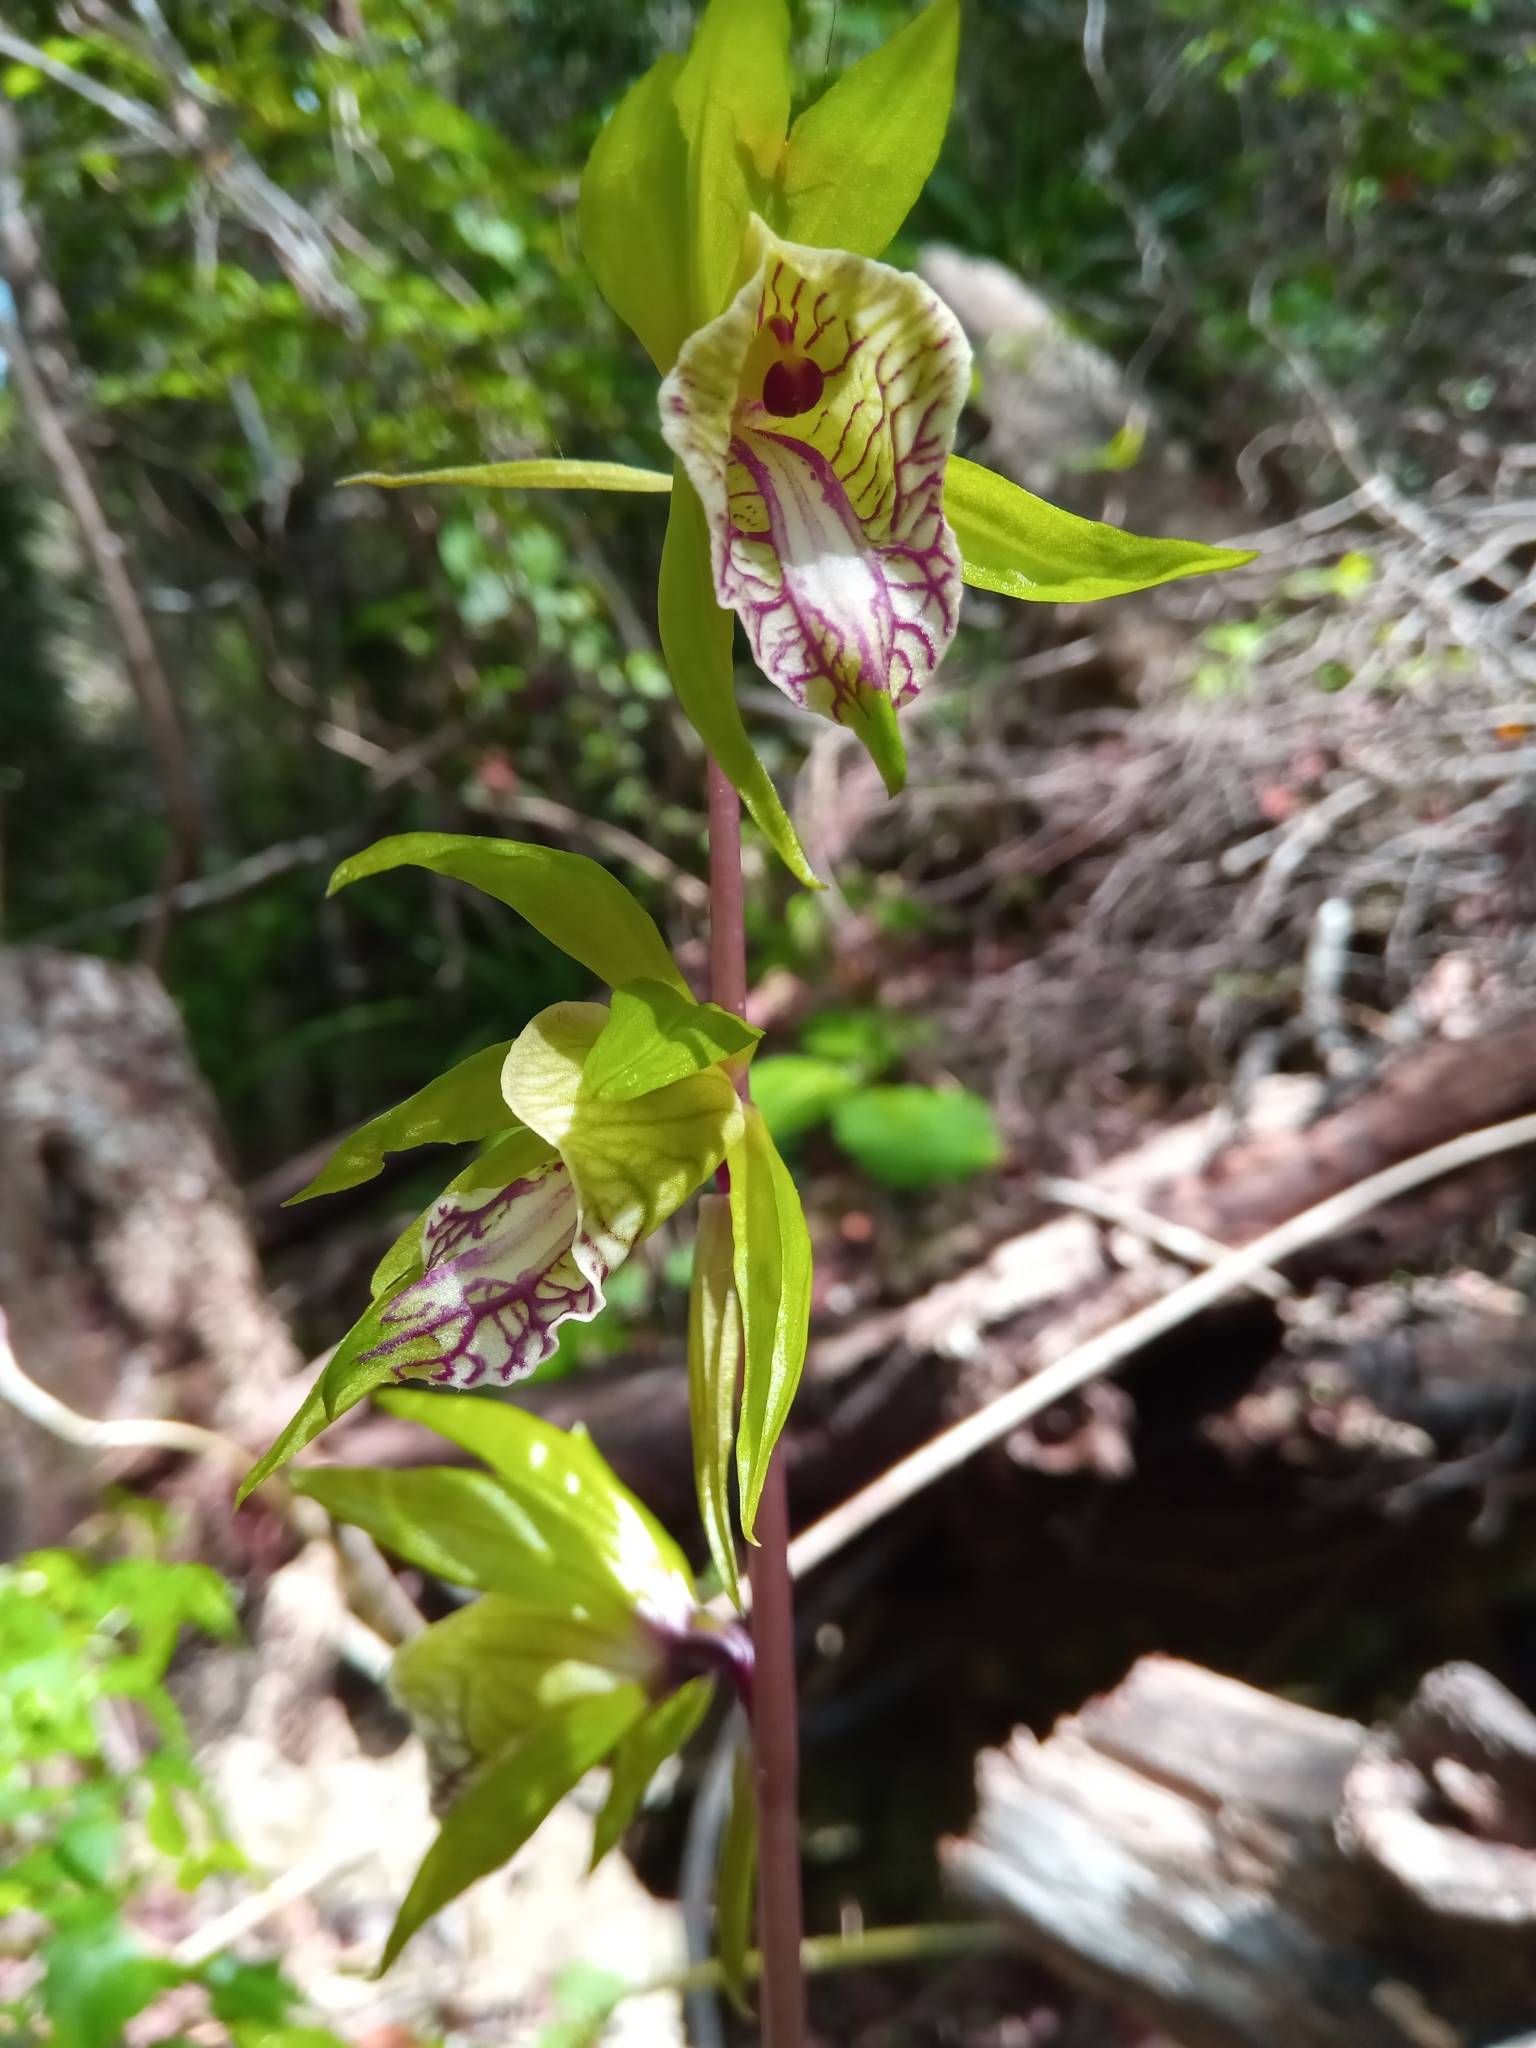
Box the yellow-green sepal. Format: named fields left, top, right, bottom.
left=945, top=455, right=1258, bottom=603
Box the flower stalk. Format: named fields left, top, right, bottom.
left=707, top=755, right=806, bottom=2048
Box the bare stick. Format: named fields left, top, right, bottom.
left=0, top=1305, right=248, bottom=1474
left=787, top=1108, right=1536, bottom=1584
left=1035, top=1174, right=1291, bottom=1302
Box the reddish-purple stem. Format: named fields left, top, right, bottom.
left=707, top=755, right=806, bottom=2048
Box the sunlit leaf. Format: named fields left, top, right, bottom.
left=377, top=1388, right=698, bottom=1617
left=672, top=0, right=791, bottom=324
left=291, top=1039, right=517, bottom=1202
left=583, top=980, right=759, bottom=1103
left=945, top=455, right=1258, bottom=603
left=658, top=476, right=820, bottom=889
left=388, top=1593, right=648, bottom=1812
left=342, top=460, right=673, bottom=492
left=716, top=1733, right=757, bottom=2015
left=780, top=0, right=959, bottom=258
left=579, top=53, right=692, bottom=372
left=329, top=834, right=689, bottom=996
left=589, top=1678, right=712, bottom=1868
left=688, top=1194, right=744, bottom=1611
left=729, top=1106, right=812, bottom=1540
left=831, top=1084, right=1002, bottom=1189
left=380, top=1685, right=648, bottom=1971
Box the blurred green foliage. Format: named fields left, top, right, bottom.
left=0, top=1543, right=344, bottom=2047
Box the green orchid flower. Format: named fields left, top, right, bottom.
left=353, top=0, right=1253, bottom=865
left=238, top=834, right=766, bottom=1497
left=291, top=1391, right=750, bottom=1967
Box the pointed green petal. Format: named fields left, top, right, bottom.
left=341, top=461, right=674, bottom=492
left=380, top=1686, right=648, bottom=1973
left=780, top=0, right=959, bottom=259
left=688, top=1195, right=744, bottom=1612
left=729, top=1106, right=812, bottom=1541
left=945, top=455, right=1258, bottom=603
left=590, top=1679, right=712, bottom=1868
left=657, top=475, right=821, bottom=889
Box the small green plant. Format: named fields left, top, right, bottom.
left=239, top=4, right=1252, bottom=2039
left=0, top=1546, right=343, bottom=2048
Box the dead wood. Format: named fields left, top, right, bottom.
left=945, top=1655, right=1536, bottom=2048
left=0, top=946, right=298, bottom=1549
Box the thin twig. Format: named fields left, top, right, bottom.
left=785, top=1109, right=1536, bottom=1586
left=1034, top=1175, right=1291, bottom=1302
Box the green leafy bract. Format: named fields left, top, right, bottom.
left=579, top=52, right=692, bottom=373
left=831, top=1084, right=1003, bottom=1190
left=329, top=833, right=689, bottom=997
left=728, top=1105, right=813, bottom=1541
left=780, top=0, right=960, bottom=259
left=584, top=980, right=759, bottom=1103
left=945, top=455, right=1259, bottom=603
left=342, top=460, right=673, bottom=492
left=658, top=475, right=819, bottom=889
left=380, top=1686, right=649, bottom=1973
left=688, top=1194, right=744, bottom=1611
left=292, top=1039, right=517, bottom=1202
left=589, top=1678, right=712, bottom=1868
left=716, top=1734, right=758, bottom=2015
left=376, top=1388, right=697, bottom=1619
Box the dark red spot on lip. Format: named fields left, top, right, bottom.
left=767, top=315, right=795, bottom=346
left=762, top=355, right=826, bottom=417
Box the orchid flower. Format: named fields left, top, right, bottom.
left=239, top=834, right=761, bottom=1498
left=366, top=999, right=743, bottom=1390
left=350, top=0, right=1253, bottom=878
left=658, top=219, right=970, bottom=789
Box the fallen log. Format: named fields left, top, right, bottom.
left=945, top=1656, right=1536, bottom=2048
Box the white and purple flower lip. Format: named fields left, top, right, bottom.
left=366, top=1162, right=606, bottom=1389
left=660, top=220, right=971, bottom=770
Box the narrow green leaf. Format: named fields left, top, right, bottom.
left=584, top=980, right=759, bottom=1104
left=688, top=1195, right=744, bottom=1611
left=841, top=680, right=907, bottom=799
left=945, top=455, right=1258, bottom=604
left=780, top=0, right=959, bottom=258
left=831, top=1084, right=1002, bottom=1190
left=377, top=1388, right=697, bottom=1612
left=590, top=1678, right=712, bottom=1868
left=291, top=1040, right=517, bottom=1203
left=235, top=1290, right=410, bottom=1503
left=380, top=1686, right=648, bottom=1973
left=716, top=1733, right=757, bottom=2015
left=673, top=0, right=791, bottom=323
left=342, top=460, right=674, bottom=492
left=289, top=1467, right=634, bottom=1620
left=729, top=1106, right=813, bottom=1541
left=329, top=833, right=689, bottom=995
left=658, top=476, right=820, bottom=890
left=579, top=53, right=693, bottom=372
